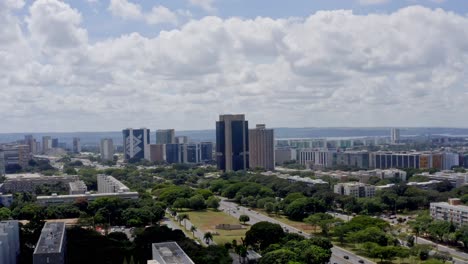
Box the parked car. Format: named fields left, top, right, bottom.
left=344, top=256, right=349, bottom=260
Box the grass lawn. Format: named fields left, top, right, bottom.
left=253, top=209, right=316, bottom=234
left=186, top=209, right=249, bottom=245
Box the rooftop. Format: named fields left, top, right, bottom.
left=152, top=242, right=194, bottom=264
left=34, top=222, right=66, bottom=255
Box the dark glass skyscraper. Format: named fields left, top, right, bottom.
left=123, top=128, right=150, bottom=161
left=200, top=142, right=213, bottom=162
left=165, top=143, right=180, bottom=164
left=216, top=114, right=249, bottom=171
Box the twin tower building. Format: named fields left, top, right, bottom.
left=216, top=114, right=274, bottom=172
left=122, top=114, right=274, bottom=171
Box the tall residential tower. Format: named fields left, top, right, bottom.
left=216, top=114, right=249, bottom=171
left=100, top=138, right=114, bottom=161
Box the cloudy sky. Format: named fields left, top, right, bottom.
left=1, top=0, right=467, bottom=133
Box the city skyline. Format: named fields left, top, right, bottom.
left=1, top=0, right=468, bottom=132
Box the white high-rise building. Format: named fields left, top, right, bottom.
left=42, top=136, right=52, bottom=154
left=100, top=138, right=114, bottom=161
left=390, top=128, right=400, bottom=144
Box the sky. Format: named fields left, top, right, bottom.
left=1, top=0, right=468, bottom=133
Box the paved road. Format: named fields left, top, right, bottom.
left=416, top=236, right=468, bottom=264
left=219, top=198, right=373, bottom=264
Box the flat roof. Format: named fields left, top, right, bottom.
left=152, top=242, right=194, bottom=264
left=34, top=222, right=66, bottom=255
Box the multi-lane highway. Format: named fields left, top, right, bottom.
left=219, top=198, right=374, bottom=264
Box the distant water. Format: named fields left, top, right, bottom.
left=1, top=127, right=467, bottom=146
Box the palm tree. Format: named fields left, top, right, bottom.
left=190, top=225, right=197, bottom=238
left=203, top=232, right=213, bottom=245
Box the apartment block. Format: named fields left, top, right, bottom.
left=334, top=182, right=376, bottom=198
left=68, top=181, right=87, bottom=195
left=33, top=222, right=66, bottom=264
left=430, top=198, right=468, bottom=226
left=97, top=175, right=130, bottom=193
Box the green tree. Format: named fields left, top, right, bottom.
left=178, top=213, right=190, bottom=229
left=188, top=195, right=206, bottom=210
left=245, top=222, right=285, bottom=250
left=190, top=225, right=197, bottom=238
left=260, top=249, right=297, bottom=264
left=204, top=232, right=213, bottom=245
left=302, top=245, right=332, bottom=264
left=239, top=215, right=250, bottom=224
left=0, top=207, right=11, bottom=220
left=172, top=198, right=189, bottom=211
left=206, top=196, right=220, bottom=210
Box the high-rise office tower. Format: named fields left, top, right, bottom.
left=156, top=129, right=175, bottom=144
left=165, top=143, right=180, bottom=164
left=72, top=137, right=81, bottom=153
left=200, top=142, right=213, bottom=162
left=122, top=128, right=150, bottom=161
left=100, top=138, right=114, bottom=161
left=0, top=149, right=5, bottom=175
left=216, top=114, right=249, bottom=171
left=175, top=136, right=189, bottom=144
left=42, top=136, right=52, bottom=154
left=149, top=144, right=166, bottom=163
left=391, top=128, right=400, bottom=144
left=249, top=124, right=275, bottom=171
left=24, top=135, right=37, bottom=154
left=52, top=138, right=59, bottom=148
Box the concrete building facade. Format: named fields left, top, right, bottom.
left=72, top=138, right=81, bottom=153
left=249, top=124, right=274, bottom=171
left=97, top=175, right=130, bottom=193
left=33, top=222, right=66, bottom=264
left=100, top=138, right=114, bottom=161
left=334, top=182, right=376, bottom=198
left=156, top=129, right=175, bottom=144
left=391, top=128, right=400, bottom=144
left=430, top=198, right=468, bottom=226
left=42, top=136, right=52, bottom=154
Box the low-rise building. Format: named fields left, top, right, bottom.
left=36, top=192, right=139, bottom=206
left=0, top=174, right=79, bottom=193
left=334, top=182, right=376, bottom=198
left=0, top=220, right=20, bottom=264
left=97, top=175, right=130, bottom=193
left=417, top=171, right=468, bottom=188
left=430, top=198, right=468, bottom=226
left=68, top=181, right=87, bottom=195
left=0, top=193, right=13, bottom=207
left=33, top=222, right=66, bottom=264
left=150, top=242, right=194, bottom=264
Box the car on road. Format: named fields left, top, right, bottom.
left=359, top=260, right=364, bottom=263
left=344, top=256, right=349, bottom=260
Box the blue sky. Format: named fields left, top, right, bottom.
left=17, top=0, right=467, bottom=41
left=1, top=0, right=468, bottom=132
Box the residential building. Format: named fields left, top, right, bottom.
left=443, top=152, right=459, bottom=170
left=249, top=124, right=274, bottom=171
left=314, top=169, right=407, bottom=183
left=418, top=171, right=468, bottom=188
left=68, top=181, right=87, bottom=195
left=156, top=129, right=175, bottom=144
left=200, top=142, right=213, bottom=162
left=149, top=144, right=165, bottom=163
left=36, top=192, right=139, bottom=206
left=334, top=182, right=376, bottom=198
left=216, top=114, right=249, bottom=171
left=150, top=242, right=194, bottom=264
left=72, top=138, right=81, bottom=153
left=430, top=198, right=468, bottom=226
left=33, top=222, right=66, bottom=264
left=0, top=220, right=20, bottom=264
left=123, top=128, right=150, bottom=161
left=0, top=174, right=79, bottom=193
left=2, top=145, right=30, bottom=169
left=42, top=136, right=52, bottom=154
left=97, top=175, right=130, bottom=193
left=100, top=138, right=114, bottom=161
left=391, top=128, right=400, bottom=144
